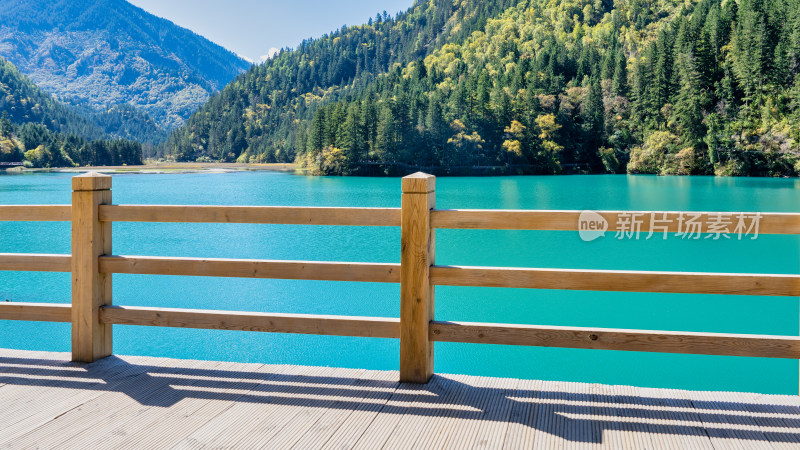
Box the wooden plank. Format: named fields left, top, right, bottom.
left=225, top=366, right=358, bottom=448
left=4, top=357, right=216, bottom=449
left=58, top=360, right=246, bottom=449
left=3, top=349, right=800, bottom=448
left=654, top=388, right=715, bottom=449
left=469, top=375, right=518, bottom=449
left=501, top=378, right=542, bottom=450
left=99, top=305, right=400, bottom=338
left=0, top=253, right=71, bottom=272
left=705, top=389, right=771, bottom=449
left=170, top=364, right=318, bottom=448
left=437, top=374, right=494, bottom=449
left=0, top=355, right=161, bottom=445
left=429, top=321, right=800, bottom=358
left=351, top=382, right=435, bottom=450
left=430, top=265, right=800, bottom=297
left=99, top=255, right=400, bottom=283
left=71, top=172, right=112, bottom=363
left=98, top=204, right=401, bottom=226
left=637, top=386, right=687, bottom=450
left=291, top=369, right=396, bottom=449
left=318, top=371, right=400, bottom=450
left=431, top=209, right=800, bottom=234
left=262, top=367, right=368, bottom=449
left=0, top=205, right=71, bottom=222
left=400, top=172, right=435, bottom=383
left=409, top=375, right=477, bottom=450
left=381, top=375, right=453, bottom=449
left=0, top=302, right=71, bottom=322
left=738, top=390, right=800, bottom=448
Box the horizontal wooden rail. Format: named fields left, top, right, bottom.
left=0, top=254, right=71, bottom=272
left=431, top=209, right=800, bottom=234
left=429, top=321, right=800, bottom=358
left=99, top=255, right=401, bottom=283
left=430, top=265, right=800, bottom=296
left=0, top=302, right=71, bottom=322
left=98, top=205, right=401, bottom=226
left=0, top=205, right=70, bottom=221
left=100, top=305, right=400, bottom=338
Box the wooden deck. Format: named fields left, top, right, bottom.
left=1, top=349, right=799, bottom=449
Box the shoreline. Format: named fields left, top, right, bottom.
left=4, top=162, right=296, bottom=175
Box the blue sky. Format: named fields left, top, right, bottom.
left=127, top=0, right=414, bottom=63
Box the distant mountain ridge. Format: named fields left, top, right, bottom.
left=0, top=57, right=143, bottom=168
left=0, top=56, right=104, bottom=139
left=0, top=0, right=250, bottom=128
left=0, top=56, right=166, bottom=147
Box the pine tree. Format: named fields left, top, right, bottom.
left=307, top=108, right=326, bottom=153
left=340, top=104, right=364, bottom=172
left=730, top=0, right=766, bottom=104
left=672, top=51, right=706, bottom=149
left=585, top=75, right=605, bottom=138
left=611, top=48, right=628, bottom=97
left=375, top=102, right=396, bottom=161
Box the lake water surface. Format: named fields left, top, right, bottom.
left=1, top=171, right=799, bottom=394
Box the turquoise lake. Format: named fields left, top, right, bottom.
left=1, top=171, right=799, bottom=394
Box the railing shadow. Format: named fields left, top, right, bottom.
left=2, top=354, right=800, bottom=444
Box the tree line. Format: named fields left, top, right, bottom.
left=164, top=0, right=800, bottom=177
left=0, top=113, right=143, bottom=167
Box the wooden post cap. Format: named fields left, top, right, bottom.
left=72, top=172, right=112, bottom=191
left=402, top=172, right=435, bottom=193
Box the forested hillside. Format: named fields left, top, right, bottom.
left=0, top=57, right=105, bottom=140
left=166, top=0, right=800, bottom=177
left=0, top=58, right=142, bottom=167
left=0, top=0, right=250, bottom=129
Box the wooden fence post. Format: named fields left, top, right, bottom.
left=71, top=172, right=112, bottom=362
left=400, top=172, right=435, bottom=383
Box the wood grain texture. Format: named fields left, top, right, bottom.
left=0, top=302, right=71, bottom=322
left=99, top=255, right=400, bottom=283
left=71, top=172, right=112, bottom=191
left=400, top=172, right=435, bottom=383
left=0, top=205, right=71, bottom=222
left=98, top=205, right=401, bottom=226
left=401, top=172, right=435, bottom=194
left=100, top=305, right=400, bottom=338
left=429, top=321, right=800, bottom=358
left=71, top=172, right=112, bottom=363
left=0, top=254, right=71, bottom=272
left=431, top=209, right=799, bottom=234
left=2, top=348, right=800, bottom=448
left=430, top=265, right=800, bottom=296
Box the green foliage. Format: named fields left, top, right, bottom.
left=4, top=122, right=143, bottom=168
left=0, top=56, right=166, bottom=152
left=0, top=58, right=144, bottom=167
left=0, top=58, right=105, bottom=139
left=165, top=0, right=800, bottom=176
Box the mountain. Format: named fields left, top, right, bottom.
left=0, top=56, right=142, bottom=167
left=65, top=98, right=167, bottom=146
left=165, top=0, right=800, bottom=177
left=0, top=56, right=104, bottom=139
left=1, top=55, right=164, bottom=146
left=0, top=0, right=250, bottom=129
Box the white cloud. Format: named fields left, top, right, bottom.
left=259, top=47, right=280, bottom=62
left=237, top=53, right=255, bottom=64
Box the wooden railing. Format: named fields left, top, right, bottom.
left=2, top=172, right=800, bottom=387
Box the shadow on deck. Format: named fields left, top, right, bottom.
left=1, top=349, right=799, bottom=448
